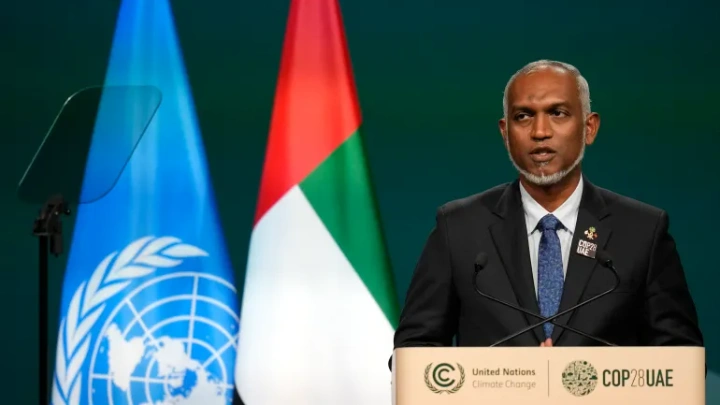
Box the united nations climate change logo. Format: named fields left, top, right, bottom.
left=51, top=236, right=239, bottom=405
left=561, top=360, right=599, bottom=396
left=424, top=363, right=465, bottom=394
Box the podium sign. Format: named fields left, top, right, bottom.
left=392, top=347, right=705, bottom=404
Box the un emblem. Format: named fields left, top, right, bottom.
left=561, top=360, right=599, bottom=397
left=424, top=363, right=465, bottom=394
left=51, top=236, right=239, bottom=405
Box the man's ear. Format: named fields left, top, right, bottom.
left=498, top=118, right=507, bottom=138
left=584, top=112, right=600, bottom=145
left=499, top=118, right=510, bottom=151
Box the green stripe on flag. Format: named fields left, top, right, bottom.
left=300, top=130, right=400, bottom=328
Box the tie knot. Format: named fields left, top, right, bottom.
left=538, top=214, right=563, bottom=231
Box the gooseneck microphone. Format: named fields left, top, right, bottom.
left=472, top=251, right=619, bottom=347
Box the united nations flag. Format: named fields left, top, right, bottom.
left=49, top=0, right=238, bottom=404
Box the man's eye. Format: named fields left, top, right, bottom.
left=551, top=110, right=567, bottom=117
left=515, top=113, right=529, bottom=120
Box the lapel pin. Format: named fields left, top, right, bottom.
left=577, top=227, right=598, bottom=259
left=584, top=226, right=598, bottom=241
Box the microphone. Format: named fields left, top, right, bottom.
left=473, top=251, right=619, bottom=347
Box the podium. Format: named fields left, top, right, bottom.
left=391, top=347, right=705, bottom=404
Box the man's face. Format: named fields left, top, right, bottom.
left=499, top=67, right=599, bottom=185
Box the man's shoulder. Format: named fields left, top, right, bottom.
left=437, top=182, right=511, bottom=218
left=593, top=184, right=666, bottom=221
left=435, top=180, right=668, bottom=224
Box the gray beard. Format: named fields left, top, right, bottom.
left=505, top=132, right=586, bottom=186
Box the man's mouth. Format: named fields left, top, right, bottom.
left=530, top=147, right=556, bottom=163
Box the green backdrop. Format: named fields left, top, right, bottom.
left=1, top=0, right=718, bottom=401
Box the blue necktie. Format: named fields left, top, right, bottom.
left=537, top=214, right=565, bottom=339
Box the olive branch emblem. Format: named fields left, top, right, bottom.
left=424, top=363, right=465, bottom=394
left=51, top=236, right=207, bottom=405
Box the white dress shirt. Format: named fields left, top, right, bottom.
left=519, top=177, right=583, bottom=298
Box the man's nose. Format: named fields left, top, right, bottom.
left=532, top=115, right=552, bottom=140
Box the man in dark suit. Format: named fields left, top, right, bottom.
left=392, top=60, right=703, bottom=355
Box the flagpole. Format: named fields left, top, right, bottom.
left=33, top=195, right=70, bottom=405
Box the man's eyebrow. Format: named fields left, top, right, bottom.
left=510, top=104, right=532, bottom=111
left=510, top=101, right=571, bottom=112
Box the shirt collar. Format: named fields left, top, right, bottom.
left=519, top=176, right=584, bottom=235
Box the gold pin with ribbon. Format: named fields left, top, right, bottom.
left=584, top=226, right=598, bottom=241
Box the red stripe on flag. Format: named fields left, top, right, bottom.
left=254, top=0, right=361, bottom=224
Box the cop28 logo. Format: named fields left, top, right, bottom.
left=561, top=360, right=599, bottom=397
left=424, top=362, right=465, bottom=394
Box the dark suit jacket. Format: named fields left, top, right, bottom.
left=392, top=177, right=703, bottom=358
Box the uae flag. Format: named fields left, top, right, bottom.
left=234, top=0, right=399, bottom=403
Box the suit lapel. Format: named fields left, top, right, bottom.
left=489, top=181, right=545, bottom=344
left=552, top=179, right=612, bottom=343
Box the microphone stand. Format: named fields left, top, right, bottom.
left=472, top=270, right=616, bottom=346
left=489, top=259, right=620, bottom=347
left=32, top=194, right=71, bottom=405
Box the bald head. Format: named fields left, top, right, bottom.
left=503, top=60, right=591, bottom=119
left=498, top=59, right=601, bottom=188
